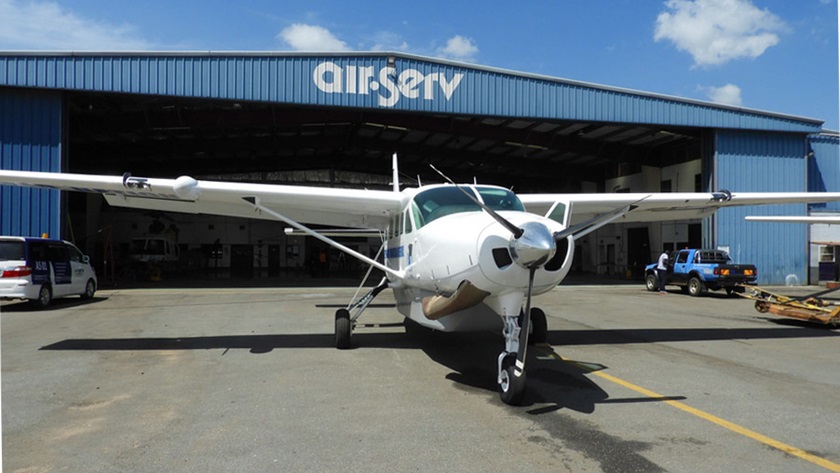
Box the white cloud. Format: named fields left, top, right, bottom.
left=437, top=35, right=479, bottom=61
left=654, top=0, right=787, bottom=67
left=368, top=31, right=409, bottom=52
left=0, top=0, right=151, bottom=50
left=704, top=83, right=743, bottom=106
left=277, top=24, right=350, bottom=52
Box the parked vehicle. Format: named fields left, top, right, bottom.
left=0, top=236, right=98, bottom=307
left=645, top=248, right=756, bottom=296
left=127, top=237, right=183, bottom=280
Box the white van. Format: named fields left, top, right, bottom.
left=0, top=236, right=98, bottom=307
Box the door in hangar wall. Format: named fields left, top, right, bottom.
left=230, top=244, right=254, bottom=278
left=627, top=227, right=650, bottom=279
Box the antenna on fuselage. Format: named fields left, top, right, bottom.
left=392, top=152, right=399, bottom=192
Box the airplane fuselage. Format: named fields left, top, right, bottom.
left=381, top=184, right=573, bottom=331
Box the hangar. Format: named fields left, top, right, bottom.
left=1, top=51, right=838, bottom=285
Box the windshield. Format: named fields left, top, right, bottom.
left=413, top=186, right=524, bottom=227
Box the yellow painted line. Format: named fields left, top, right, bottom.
left=539, top=347, right=840, bottom=472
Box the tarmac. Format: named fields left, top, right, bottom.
left=2, top=280, right=839, bottom=472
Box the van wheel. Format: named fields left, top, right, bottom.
left=31, top=284, right=52, bottom=308
left=81, top=279, right=96, bottom=300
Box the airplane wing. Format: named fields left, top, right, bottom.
left=745, top=215, right=840, bottom=224
left=519, top=191, right=840, bottom=224
left=0, top=170, right=403, bottom=230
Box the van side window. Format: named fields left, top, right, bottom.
left=29, top=242, right=49, bottom=260
left=69, top=246, right=84, bottom=263
left=48, top=244, right=69, bottom=262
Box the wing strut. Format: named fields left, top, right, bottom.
left=554, top=197, right=649, bottom=242
left=242, top=196, right=404, bottom=279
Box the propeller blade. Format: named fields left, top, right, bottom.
left=514, top=267, right=537, bottom=378
left=429, top=164, right=524, bottom=239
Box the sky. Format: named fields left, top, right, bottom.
left=0, top=0, right=837, bottom=130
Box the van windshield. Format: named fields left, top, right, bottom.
left=0, top=241, right=25, bottom=261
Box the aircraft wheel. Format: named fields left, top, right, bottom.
left=529, top=308, right=547, bottom=345
left=688, top=277, right=706, bottom=297
left=498, top=354, right=526, bottom=405
left=335, top=308, right=351, bottom=349
left=645, top=274, right=658, bottom=291
left=81, top=279, right=96, bottom=300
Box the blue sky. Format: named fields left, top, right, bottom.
left=0, top=0, right=837, bottom=130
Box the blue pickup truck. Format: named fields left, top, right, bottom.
left=645, top=249, right=757, bottom=296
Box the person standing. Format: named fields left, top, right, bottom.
left=657, top=250, right=670, bottom=294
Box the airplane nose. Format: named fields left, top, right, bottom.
left=509, top=221, right=556, bottom=268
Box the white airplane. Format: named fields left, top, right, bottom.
left=3, top=157, right=840, bottom=405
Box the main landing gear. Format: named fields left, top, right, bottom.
left=497, top=307, right=547, bottom=405
left=334, top=277, right=389, bottom=349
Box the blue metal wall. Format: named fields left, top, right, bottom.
left=807, top=133, right=840, bottom=212
left=0, top=52, right=823, bottom=133
left=715, top=130, right=809, bottom=284
left=0, top=88, right=62, bottom=238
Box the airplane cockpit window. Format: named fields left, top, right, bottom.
left=476, top=187, right=525, bottom=212
left=413, top=186, right=525, bottom=227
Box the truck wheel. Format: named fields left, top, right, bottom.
left=688, top=277, right=706, bottom=297
left=645, top=274, right=658, bottom=291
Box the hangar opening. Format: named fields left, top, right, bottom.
left=61, top=89, right=705, bottom=282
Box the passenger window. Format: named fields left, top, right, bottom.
left=30, top=242, right=49, bottom=260
left=676, top=252, right=688, bottom=264
left=412, top=202, right=425, bottom=230
left=404, top=209, right=412, bottom=234
left=69, top=246, right=84, bottom=263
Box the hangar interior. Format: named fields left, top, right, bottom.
left=1, top=52, right=838, bottom=285
left=64, top=89, right=706, bottom=281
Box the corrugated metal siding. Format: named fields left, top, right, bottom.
left=715, top=130, right=808, bottom=284
left=808, top=133, right=840, bottom=212
left=0, top=53, right=823, bottom=133
left=0, top=88, right=62, bottom=237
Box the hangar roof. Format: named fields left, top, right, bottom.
left=0, top=52, right=826, bottom=191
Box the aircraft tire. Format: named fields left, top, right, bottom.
left=529, top=308, right=547, bottom=344
left=498, top=354, right=526, bottom=405
left=335, top=309, right=351, bottom=349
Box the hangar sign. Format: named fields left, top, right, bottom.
left=313, top=61, right=464, bottom=107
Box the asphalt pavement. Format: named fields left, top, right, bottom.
left=2, top=282, right=839, bottom=472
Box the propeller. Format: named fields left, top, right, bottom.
left=428, top=165, right=556, bottom=385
